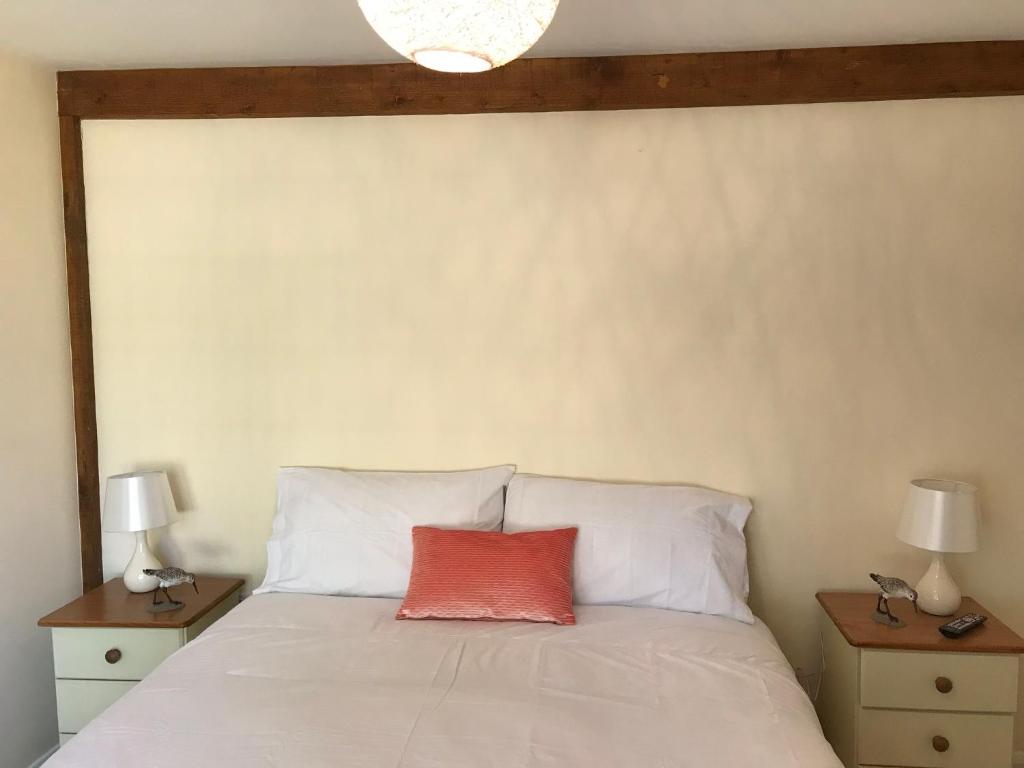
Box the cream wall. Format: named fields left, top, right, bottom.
left=84, top=98, right=1024, bottom=744
left=0, top=52, right=80, bottom=768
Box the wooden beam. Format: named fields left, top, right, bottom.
left=58, top=41, right=1024, bottom=120
left=59, top=115, right=103, bottom=592
left=57, top=39, right=1024, bottom=591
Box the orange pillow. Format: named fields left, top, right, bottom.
left=396, top=526, right=578, bottom=625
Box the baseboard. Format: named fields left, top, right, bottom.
left=1014, top=749, right=1024, bottom=767
left=26, top=744, right=58, bottom=768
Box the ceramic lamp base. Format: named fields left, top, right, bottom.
left=915, top=553, right=962, bottom=616
left=123, top=530, right=162, bottom=593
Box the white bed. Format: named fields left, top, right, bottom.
left=47, top=593, right=841, bottom=767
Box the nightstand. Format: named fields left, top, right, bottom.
left=816, top=591, right=1024, bottom=768
left=39, top=575, right=243, bottom=746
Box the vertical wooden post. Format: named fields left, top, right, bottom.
left=59, top=114, right=102, bottom=592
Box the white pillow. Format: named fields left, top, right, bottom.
left=503, top=474, right=753, bottom=623
left=255, top=464, right=515, bottom=598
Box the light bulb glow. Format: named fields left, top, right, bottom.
left=358, top=0, right=560, bottom=73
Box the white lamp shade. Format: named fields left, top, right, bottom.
left=897, top=479, right=978, bottom=553
left=103, top=471, right=180, bottom=532
left=357, top=0, right=560, bottom=73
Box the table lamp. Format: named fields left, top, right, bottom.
left=103, top=471, right=180, bottom=593
left=897, top=478, right=978, bottom=616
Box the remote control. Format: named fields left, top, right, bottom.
left=939, top=613, right=987, bottom=639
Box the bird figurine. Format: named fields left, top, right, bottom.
left=143, top=567, right=199, bottom=612
left=870, top=573, right=918, bottom=626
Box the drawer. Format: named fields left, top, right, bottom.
left=860, top=650, right=1018, bottom=713
left=56, top=679, right=136, bottom=733
left=859, top=708, right=1013, bottom=767
left=53, top=627, right=182, bottom=680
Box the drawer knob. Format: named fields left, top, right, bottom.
left=935, top=676, right=953, bottom=694
left=932, top=735, right=950, bottom=753
left=104, top=648, right=122, bottom=664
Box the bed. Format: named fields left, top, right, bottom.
left=47, top=592, right=841, bottom=767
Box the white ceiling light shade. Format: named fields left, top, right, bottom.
left=357, top=0, right=560, bottom=73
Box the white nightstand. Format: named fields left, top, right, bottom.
left=39, top=576, right=243, bottom=745
left=816, top=591, right=1024, bottom=768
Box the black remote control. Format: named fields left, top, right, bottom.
left=939, top=612, right=987, bottom=639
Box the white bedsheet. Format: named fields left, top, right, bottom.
left=47, top=594, right=840, bottom=767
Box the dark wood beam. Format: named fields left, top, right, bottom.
left=57, top=39, right=1024, bottom=590
left=57, top=41, right=1024, bottom=120
left=59, top=115, right=103, bottom=592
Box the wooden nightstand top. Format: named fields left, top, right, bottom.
left=817, top=591, right=1024, bottom=654
left=39, top=576, right=244, bottom=629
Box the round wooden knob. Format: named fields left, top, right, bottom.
left=104, top=648, right=122, bottom=664
left=935, top=676, right=953, bottom=694
left=932, top=735, right=950, bottom=753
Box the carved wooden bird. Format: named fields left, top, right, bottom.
left=143, top=567, right=199, bottom=606
left=870, top=573, right=918, bottom=623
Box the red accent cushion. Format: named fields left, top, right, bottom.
left=396, top=526, right=578, bottom=625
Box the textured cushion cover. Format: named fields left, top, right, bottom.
left=396, top=526, right=578, bottom=625
left=503, top=474, right=753, bottom=623
left=255, top=465, right=515, bottom=598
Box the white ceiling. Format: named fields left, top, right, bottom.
left=0, top=0, right=1022, bottom=70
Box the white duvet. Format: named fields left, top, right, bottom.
left=47, top=594, right=840, bottom=767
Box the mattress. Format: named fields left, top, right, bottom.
left=47, top=593, right=841, bottom=767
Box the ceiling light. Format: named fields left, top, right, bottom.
left=357, top=0, right=560, bottom=74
